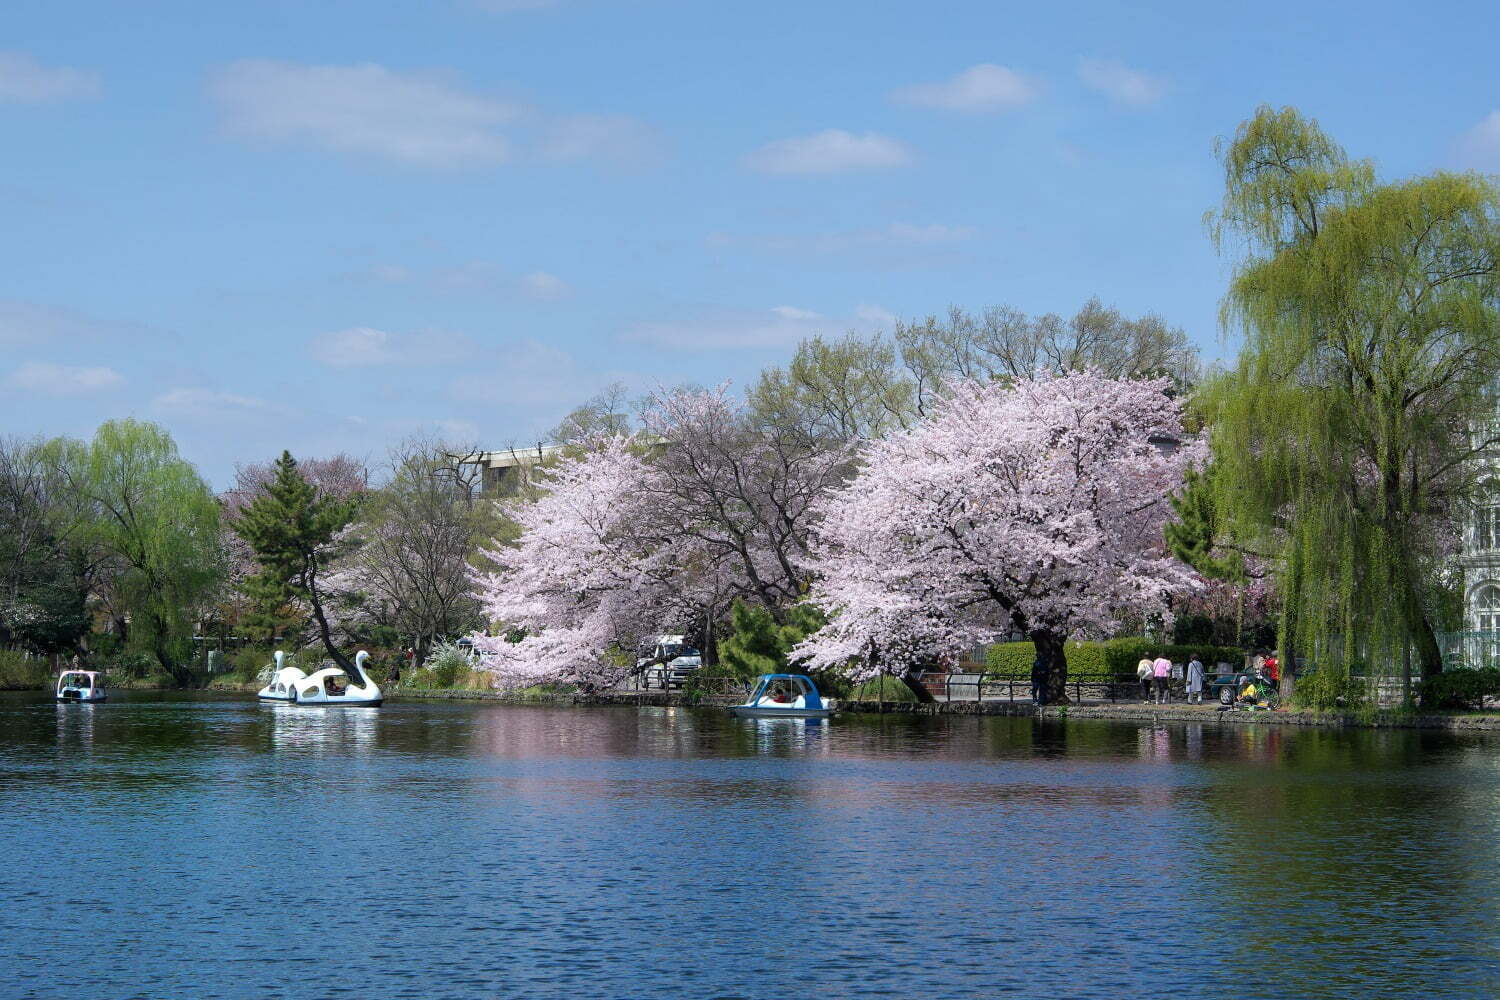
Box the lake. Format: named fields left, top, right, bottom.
left=1, top=693, right=1496, bottom=999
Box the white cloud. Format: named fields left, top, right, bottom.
left=1077, top=58, right=1167, bottom=108
left=449, top=339, right=586, bottom=406
left=1458, top=111, right=1500, bottom=167
left=538, top=113, right=665, bottom=168
left=623, top=303, right=893, bottom=352
left=208, top=60, right=664, bottom=171
left=152, top=387, right=293, bottom=418
left=890, top=64, right=1037, bottom=112
left=0, top=51, right=100, bottom=103
left=520, top=271, right=570, bottom=299
left=743, top=129, right=912, bottom=174
left=308, top=326, right=474, bottom=368
left=0, top=300, right=128, bottom=346
left=5, top=361, right=123, bottom=395
left=208, top=60, right=520, bottom=168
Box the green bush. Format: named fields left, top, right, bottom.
left=851, top=675, right=918, bottom=702
left=1291, top=669, right=1368, bottom=711
left=1420, top=668, right=1500, bottom=711
left=107, top=651, right=158, bottom=679
left=0, top=650, right=53, bottom=689
left=986, top=638, right=1243, bottom=679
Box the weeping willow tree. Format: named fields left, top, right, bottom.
left=1195, top=106, right=1500, bottom=700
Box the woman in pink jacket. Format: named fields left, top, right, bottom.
left=1152, top=654, right=1172, bottom=705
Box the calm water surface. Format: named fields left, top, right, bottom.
left=1, top=693, right=1496, bottom=999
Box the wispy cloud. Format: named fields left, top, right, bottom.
left=152, top=387, right=294, bottom=418
left=0, top=51, right=100, bottom=103
left=622, top=303, right=894, bottom=352
left=743, top=129, right=912, bottom=174
left=209, top=60, right=519, bottom=168
left=0, top=300, right=133, bottom=346
left=449, top=339, right=593, bottom=406
left=890, top=64, right=1037, bottom=112
left=538, top=112, right=665, bottom=168
left=520, top=271, right=570, bottom=299
left=1077, top=58, right=1167, bottom=108
left=208, top=60, right=664, bottom=171
left=5, top=361, right=123, bottom=395
left=308, top=326, right=475, bottom=368
left=1457, top=111, right=1500, bottom=167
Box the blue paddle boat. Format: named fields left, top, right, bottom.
left=729, top=674, right=835, bottom=719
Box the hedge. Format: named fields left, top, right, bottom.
left=1420, top=668, right=1500, bottom=711
left=985, top=638, right=1244, bottom=680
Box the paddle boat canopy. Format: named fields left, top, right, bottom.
left=728, top=673, right=834, bottom=718
left=56, top=670, right=106, bottom=703
left=291, top=650, right=383, bottom=707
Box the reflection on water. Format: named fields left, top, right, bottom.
left=1, top=692, right=1496, bottom=999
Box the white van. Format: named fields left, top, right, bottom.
left=635, top=635, right=703, bottom=689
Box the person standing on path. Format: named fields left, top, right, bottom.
left=1137, top=656, right=1154, bottom=703
left=1152, top=654, right=1172, bottom=705
left=1030, top=653, right=1047, bottom=706
left=1186, top=654, right=1205, bottom=704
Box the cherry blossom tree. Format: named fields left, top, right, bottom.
left=469, top=437, right=721, bottom=688
left=469, top=385, right=850, bottom=689
left=795, top=371, right=1202, bottom=703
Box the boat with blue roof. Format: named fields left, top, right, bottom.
left=728, top=673, right=835, bottom=719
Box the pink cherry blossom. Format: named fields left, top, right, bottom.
left=794, top=371, right=1203, bottom=701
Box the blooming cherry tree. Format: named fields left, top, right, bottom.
left=795, top=371, right=1201, bottom=702
left=469, top=384, right=850, bottom=689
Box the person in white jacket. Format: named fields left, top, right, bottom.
left=1136, top=656, right=1154, bottom=703
left=1186, top=655, right=1205, bottom=704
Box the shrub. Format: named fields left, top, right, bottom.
left=1291, top=669, right=1368, bottom=711
left=107, top=652, right=157, bottom=679
left=851, top=675, right=918, bottom=702
left=1420, top=668, right=1500, bottom=711
left=986, top=639, right=1243, bottom=679
left=0, top=650, right=53, bottom=689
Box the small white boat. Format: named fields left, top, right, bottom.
left=728, top=673, right=834, bottom=719
left=290, top=650, right=383, bottom=707
left=256, top=651, right=307, bottom=702
left=56, top=670, right=107, bottom=703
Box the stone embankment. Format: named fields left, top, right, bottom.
left=391, top=688, right=1500, bottom=730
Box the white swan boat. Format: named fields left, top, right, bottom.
left=56, top=670, right=107, bottom=703
left=256, top=651, right=306, bottom=702
left=290, top=650, right=383, bottom=707
left=728, top=674, right=834, bottom=719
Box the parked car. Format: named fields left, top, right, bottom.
left=635, top=635, right=703, bottom=689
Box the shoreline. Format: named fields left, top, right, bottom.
left=11, top=680, right=1497, bottom=731
left=390, top=688, right=1500, bottom=731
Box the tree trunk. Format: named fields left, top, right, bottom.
left=305, top=572, right=355, bottom=675
left=898, top=666, right=935, bottom=704
left=1031, top=628, right=1069, bottom=705
left=1413, top=610, right=1442, bottom=678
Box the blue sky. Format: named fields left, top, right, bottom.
left=3, top=0, right=1498, bottom=486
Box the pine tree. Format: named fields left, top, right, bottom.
left=233, top=451, right=361, bottom=671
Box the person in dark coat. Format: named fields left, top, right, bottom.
left=1030, top=655, right=1047, bottom=706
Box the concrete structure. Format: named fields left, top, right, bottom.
left=460, top=444, right=572, bottom=497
